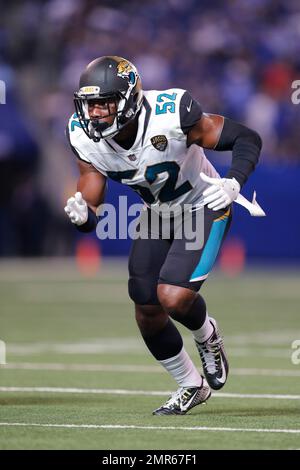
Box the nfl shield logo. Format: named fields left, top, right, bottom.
left=151, top=135, right=168, bottom=151
left=128, top=154, right=136, bottom=161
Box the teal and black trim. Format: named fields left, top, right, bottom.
left=65, top=123, right=87, bottom=163
left=141, top=96, right=152, bottom=145
left=128, top=206, right=232, bottom=304
left=189, top=208, right=231, bottom=282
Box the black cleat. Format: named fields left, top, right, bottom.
left=195, top=317, right=229, bottom=390
left=152, top=379, right=211, bottom=416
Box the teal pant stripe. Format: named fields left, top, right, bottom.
left=190, top=216, right=229, bottom=281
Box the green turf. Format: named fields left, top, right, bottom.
left=0, top=259, right=300, bottom=449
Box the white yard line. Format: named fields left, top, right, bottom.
left=2, top=362, right=300, bottom=377
left=0, top=386, right=300, bottom=400
left=0, top=422, right=299, bottom=434
left=7, top=339, right=145, bottom=355
left=2, top=363, right=163, bottom=372
left=225, top=331, right=298, bottom=346
left=6, top=340, right=292, bottom=358
left=227, top=368, right=300, bottom=377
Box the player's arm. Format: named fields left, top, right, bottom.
left=183, top=103, right=262, bottom=210
left=187, top=113, right=262, bottom=188
left=65, top=160, right=106, bottom=232
left=77, top=160, right=106, bottom=213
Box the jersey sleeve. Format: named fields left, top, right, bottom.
left=65, top=118, right=91, bottom=164
left=179, top=91, right=203, bottom=134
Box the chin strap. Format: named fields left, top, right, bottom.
left=89, top=124, right=100, bottom=142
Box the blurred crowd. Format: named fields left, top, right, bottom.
left=0, top=0, right=299, bottom=255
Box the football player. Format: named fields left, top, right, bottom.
left=65, top=56, right=262, bottom=415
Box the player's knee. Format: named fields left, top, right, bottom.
left=135, top=304, right=167, bottom=322
left=135, top=304, right=168, bottom=337
left=157, top=284, right=196, bottom=317
left=128, top=276, right=159, bottom=305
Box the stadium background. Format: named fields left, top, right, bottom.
left=1, top=0, right=300, bottom=261
left=0, top=0, right=300, bottom=451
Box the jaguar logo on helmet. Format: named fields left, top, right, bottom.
left=117, top=60, right=137, bottom=86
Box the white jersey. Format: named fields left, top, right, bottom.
left=67, top=88, right=219, bottom=212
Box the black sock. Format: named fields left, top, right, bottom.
left=141, top=318, right=183, bottom=361
left=171, top=294, right=207, bottom=330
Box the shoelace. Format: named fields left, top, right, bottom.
left=164, top=388, right=192, bottom=409
left=199, top=337, right=223, bottom=374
